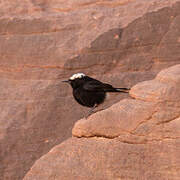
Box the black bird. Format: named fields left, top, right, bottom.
left=62, top=73, right=130, bottom=117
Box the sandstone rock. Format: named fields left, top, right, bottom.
left=24, top=64, right=180, bottom=180
left=72, top=99, right=156, bottom=138
left=130, top=65, right=180, bottom=102
left=73, top=64, right=180, bottom=139
left=1, top=0, right=180, bottom=179
left=24, top=138, right=180, bottom=180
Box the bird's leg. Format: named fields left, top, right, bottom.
left=89, top=104, right=98, bottom=114
left=85, top=104, right=98, bottom=119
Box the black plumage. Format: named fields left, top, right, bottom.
left=62, top=73, right=130, bottom=117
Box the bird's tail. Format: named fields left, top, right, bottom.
left=114, top=87, right=130, bottom=93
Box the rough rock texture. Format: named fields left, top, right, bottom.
left=1, top=0, right=180, bottom=179
left=24, top=64, right=180, bottom=180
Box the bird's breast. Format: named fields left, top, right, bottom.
left=73, top=88, right=106, bottom=107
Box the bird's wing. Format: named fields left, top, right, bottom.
left=83, top=81, right=113, bottom=92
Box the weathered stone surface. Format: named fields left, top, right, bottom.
left=1, top=0, right=180, bottom=179
left=130, top=64, right=180, bottom=102
left=24, top=64, right=180, bottom=180
left=73, top=64, right=180, bottom=140
left=25, top=138, right=180, bottom=180
left=72, top=99, right=156, bottom=138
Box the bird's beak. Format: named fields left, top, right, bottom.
left=62, top=80, right=70, bottom=84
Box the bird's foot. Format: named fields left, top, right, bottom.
left=84, top=104, right=98, bottom=119
left=84, top=112, right=92, bottom=119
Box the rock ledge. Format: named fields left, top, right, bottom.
left=24, top=64, right=180, bottom=180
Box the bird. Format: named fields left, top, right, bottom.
left=62, top=73, right=130, bottom=118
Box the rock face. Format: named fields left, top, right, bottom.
left=24, top=64, right=180, bottom=180
left=1, top=0, right=180, bottom=179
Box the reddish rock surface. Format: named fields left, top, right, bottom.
left=1, top=0, right=180, bottom=179
left=24, top=64, right=180, bottom=180
left=72, top=64, right=180, bottom=140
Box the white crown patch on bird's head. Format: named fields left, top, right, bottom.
left=69, top=73, right=86, bottom=80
